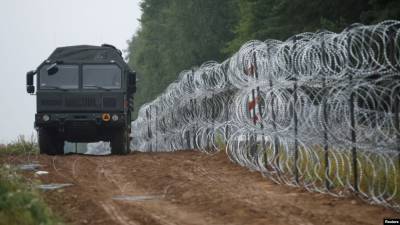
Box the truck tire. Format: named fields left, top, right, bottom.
left=38, top=128, right=64, bottom=155
left=111, top=128, right=130, bottom=155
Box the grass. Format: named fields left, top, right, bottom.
left=0, top=135, right=62, bottom=224
left=0, top=135, right=38, bottom=155
left=0, top=164, right=62, bottom=225
left=260, top=142, right=400, bottom=203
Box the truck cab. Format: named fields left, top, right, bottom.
left=26, top=44, right=136, bottom=155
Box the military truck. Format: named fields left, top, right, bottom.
left=26, top=44, right=136, bottom=155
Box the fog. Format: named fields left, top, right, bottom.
left=0, top=0, right=141, bottom=143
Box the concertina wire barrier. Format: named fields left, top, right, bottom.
left=131, top=20, right=400, bottom=209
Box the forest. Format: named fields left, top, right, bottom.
left=126, top=0, right=400, bottom=118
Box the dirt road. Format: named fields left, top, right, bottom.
left=4, top=151, right=398, bottom=225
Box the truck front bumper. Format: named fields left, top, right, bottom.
left=35, top=112, right=127, bottom=128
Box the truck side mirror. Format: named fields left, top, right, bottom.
left=26, top=70, right=36, bottom=94
left=128, top=71, right=136, bottom=93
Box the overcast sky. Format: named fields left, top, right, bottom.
left=0, top=0, right=142, bottom=143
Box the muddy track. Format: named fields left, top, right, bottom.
left=3, top=151, right=398, bottom=225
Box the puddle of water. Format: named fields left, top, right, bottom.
left=19, top=163, right=41, bottom=171
left=112, top=195, right=162, bottom=202
left=35, top=171, right=49, bottom=175
left=37, top=183, right=73, bottom=191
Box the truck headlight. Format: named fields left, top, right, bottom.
left=42, top=114, right=50, bottom=122
left=112, top=114, right=119, bottom=121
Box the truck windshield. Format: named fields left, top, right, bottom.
left=40, top=65, right=79, bottom=89
left=83, top=65, right=122, bottom=89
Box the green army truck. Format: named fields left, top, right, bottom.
left=26, top=44, right=136, bottom=155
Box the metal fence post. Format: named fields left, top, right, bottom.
left=249, top=50, right=258, bottom=157
left=193, top=99, right=197, bottom=149
left=293, top=81, right=299, bottom=184
left=292, top=37, right=299, bottom=184
left=395, top=95, right=400, bottom=168
left=349, top=74, right=358, bottom=192
left=225, top=93, right=230, bottom=145
left=346, top=35, right=358, bottom=192
left=253, top=51, right=266, bottom=164
left=269, top=78, right=280, bottom=173
left=321, top=39, right=331, bottom=190
left=155, top=106, right=158, bottom=151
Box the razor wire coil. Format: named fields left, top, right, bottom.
left=131, top=21, right=400, bottom=210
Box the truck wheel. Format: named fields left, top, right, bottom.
left=38, top=128, right=64, bottom=155
left=111, top=128, right=130, bottom=155
left=56, top=138, right=65, bottom=155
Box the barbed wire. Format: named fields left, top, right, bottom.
left=131, top=20, right=400, bottom=210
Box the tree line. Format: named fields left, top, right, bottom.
left=127, top=0, right=399, bottom=118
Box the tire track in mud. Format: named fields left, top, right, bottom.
left=100, top=201, right=139, bottom=225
